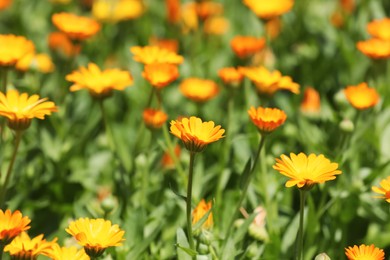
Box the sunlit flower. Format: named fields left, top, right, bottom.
left=204, top=16, right=229, bottom=35
left=4, top=232, right=57, bottom=259
left=180, top=78, right=219, bottom=102
left=0, top=90, right=58, bottom=131
left=52, top=12, right=101, bottom=41
left=149, top=37, right=179, bottom=53
left=367, top=17, right=390, bottom=41
left=131, top=45, right=184, bottom=65
left=218, top=67, right=244, bottom=87
left=345, top=244, right=384, bottom=260
left=243, top=0, right=294, bottom=20
left=166, top=0, right=181, bottom=24
left=142, top=63, right=179, bottom=89
left=230, top=36, right=266, bottom=58
left=0, top=0, right=11, bottom=10
left=16, top=52, right=55, bottom=73
left=180, top=2, right=198, bottom=33
left=248, top=106, right=286, bottom=134
left=162, top=144, right=181, bottom=169
left=372, top=176, right=390, bottom=203
left=0, top=210, right=31, bottom=245
left=195, top=2, right=223, bottom=20
left=192, top=199, right=213, bottom=229
left=170, top=116, right=225, bottom=153
left=356, top=38, right=390, bottom=59
left=92, top=0, right=144, bottom=22
left=265, top=17, right=281, bottom=39
left=66, top=218, right=125, bottom=258
left=46, top=244, right=89, bottom=260
left=0, top=35, right=34, bottom=66
left=48, top=32, right=80, bottom=58
left=273, top=153, right=341, bottom=189
left=66, top=63, right=133, bottom=99
left=143, top=108, right=168, bottom=129
left=300, top=87, right=321, bottom=115
left=344, top=82, right=379, bottom=110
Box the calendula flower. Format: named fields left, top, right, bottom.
left=131, top=45, right=184, bottom=65
left=344, top=82, right=379, bottom=110
left=243, top=0, right=294, bottom=20
left=248, top=106, right=286, bottom=134
left=52, top=12, right=101, bottom=40
left=0, top=90, right=58, bottom=131
left=46, top=244, right=89, bottom=260
left=48, top=32, right=80, bottom=58
left=0, top=0, right=11, bottom=10
left=218, top=67, right=244, bottom=87
left=162, top=144, right=181, bottom=169
left=149, top=37, right=179, bottom=53
left=273, top=153, right=342, bottom=189
left=92, top=0, right=144, bottom=22
left=180, top=2, right=198, bottom=33
left=356, top=38, right=390, bottom=59
left=4, top=232, right=57, bottom=259
left=203, top=16, right=229, bottom=35
left=170, top=116, right=225, bottom=153
left=0, top=34, right=34, bottom=67
left=367, top=17, right=390, bottom=40
left=16, top=52, right=55, bottom=73
left=192, top=199, right=213, bottom=229
left=66, top=218, right=125, bottom=258
left=0, top=209, right=31, bottom=245
left=180, top=78, right=219, bottom=102
left=166, top=0, right=181, bottom=24
left=230, top=36, right=266, bottom=58
left=300, top=87, right=321, bottom=115
left=66, top=63, right=133, bottom=99
left=195, top=1, right=223, bottom=20
left=372, top=176, right=390, bottom=203
left=142, top=63, right=179, bottom=89
left=345, top=244, right=385, bottom=260
left=143, top=108, right=168, bottom=129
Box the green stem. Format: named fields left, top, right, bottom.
left=186, top=152, right=196, bottom=258
left=162, top=124, right=186, bottom=181
left=0, top=130, right=23, bottom=208
left=0, top=245, right=4, bottom=260
left=145, top=86, right=156, bottom=109
left=98, top=100, right=115, bottom=151
left=296, top=190, right=307, bottom=260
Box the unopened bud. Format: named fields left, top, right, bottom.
left=314, top=252, right=331, bottom=260
left=339, top=119, right=354, bottom=132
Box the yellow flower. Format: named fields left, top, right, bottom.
left=180, top=2, right=198, bottom=33
left=300, top=87, right=321, bottom=115
left=4, top=232, right=57, bottom=259
left=203, top=16, right=229, bottom=35
left=0, top=209, right=31, bottom=245
left=192, top=199, right=213, bottom=230
left=0, top=34, right=34, bottom=67
left=243, top=0, right=294, bottom=19
left=66, top=63, right=133, bottom=99
left=46, top=244, right=89, bottom=260
left=130, top=45, right=184, bottom=65
left=218, top=67, right=244, bottom=87
left=16, top=52, right=55, bottom=73
left=142, top=63, right=179, bottom=89
left=230, top=36, right=266, bottom=58
left=273, top=153, right=341, bottom=189
left=52, top=12, right=101, bottom=41
left=92, top=0, right=144, bottom=23
left=143, top=108, right=168, bottom=129
left=65, top=218, right=125, bottom=258
left=372, top=176, right=390, bottom=203
left=345, top=244, right=385, bottom=260
left=0, top=90, right=58, bottom=131
left=248, top=106, right=287, bottom=134
left=344, top=82, right=379, bottom=110
left=179, top=78, right=219, bottom=102
left=356, top=38, right=390, bottom=59
left=170, top=116, right=225, bottom=153
left=367, top=17, right=390, bottom=41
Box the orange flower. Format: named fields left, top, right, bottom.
left=142, top=63, right=179, bottom=89
left=149, top=37, right=179, bottom=53
left=16, top=52, right=55, bottom=73
left=204, top=16, right=229, bottom=35
left=48, top=32, right=80, bottom=58
left=265, top=17, right=282, bottom=39
left=218, top=67, right=244, bottom=87
left=367, top=17, right=390, bottom=41
left=356, top=38, right=390, bottom=59
left=166, top=0, right=181, bottom=24
left=0, top=0, right=11, bottom=10
left=345, top=244, right=384, bottom=260
left=230, top=36, right=266, bottom=58
left=52, top=12, right=101, bottom=40
left=192, top=199, right=213, bottom=229
left=372, top=176, right=390, bottom=203
left=0, top=34, right=34, bottom=67
left=248, top=106, right=286, bottom=134
left=243, top=0, right=294, bottom=20
left=162, top=144, right=181, bottom=169
left=195, top=2, right=223, bottom=20
left=180, top=78, right=219, bottom=102
left=92, top=0, right=144, bottom=22
left=130, top=45, right=184, bottom=65
left=143, top=108, right=168, bottom=129
left=344, top=82, right=379, bottom=110
left=300, top=87, right=320, bottom=115
left=0, top=209, right=31, bottom=245
left=340, top=0, right=355, bottom=13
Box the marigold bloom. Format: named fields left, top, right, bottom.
left=300, top=87, right=320, bottom=115
left=243, top=0, right=294, bottom=19
left=66, top=218, right=125, bottom=258
left=192, top=199, right=213, bottom=229
left=166, top=0, right=181, bottom=23
left=230, top=36, right=266, bottom=58
left=344, top=82, right=379, bottom=110
left=46, top=244, right=89, bottom=260
left=131, top=45, right=184, bottom=65
left=248, top=106, right=286, bottom=134
left=0, top=210, right=31, bottom=245
left=16, top=52, right=55, bottom=73
left=0, top=35, right=34, bottom=66
left=92, top=0, right=144, bottom=22
left=204, top=16, right=229, bottom=35
left=345, top=244, right=385, bottom=260
left=218, top=67, right=244, bottom=87
left=142, top=63, right=179, bottom=89
left=356, top=38, right=390, bottom=59
left=170, top=116, right=225, bottom=153
left=143, top=108, right=168, bottom=129
left=66, top=63, right=133, bottom=99
left=195, top=2, right=223, bottom=20
left=149, top=37, right=179, bottom=53
left=372, top=176, right=390, bottom=203
left=52, top=12, right=101, bottom=40
left=273, top=153, right=342, bottom=189
left=162, top=144, right=181, bottom=169
left=367, top=18, right=390, bottom=41
left=48, top=32, right=80, bottom=58
left=0, top=0, right=11, bottom=10
left=0, top=90, right=58, bottom=131
left=180, top=78, right=219, bottom=102
left=4, top=232, right=57, bottom=259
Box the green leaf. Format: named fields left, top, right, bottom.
left=127, top=225, right=161, bottom=259
left=176, top=228, right=197, bottom=259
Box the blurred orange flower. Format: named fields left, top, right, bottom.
left=356, top=38, right=390, bottom=59
left=166, top=0, right=181, bottom=23
left=46, top=244, right=89, bottom=260
left=180, top=2, right=198, bottom=33
left=195, top=1, right=223, bottom=20
left=248, top=106, right=286, bottom=134
left=92, top=0, right=144, bottom=22
left=367, top=17, right=390, bottom=40
left=0, top=209, right=31, bottom=245
left=345, top=244, right=384, bottom=260
left=142, top=63, right=179, bottom=89
left=16, top=52, right=55, bottom=73
left=340, top=0, right=355, bottom=13
left=143, top=108, right=168, bottom=129
left=180, top=78, right=219, bottom=102
left=131, top=45, right=184, bottom=65
left=204, top=16, right=229, bottom=35
left=162, top=144, right=181, bottom=169
left=372, top=176, right=390, bottom=203
left=243, top=0, right=294, bottom=19
left=48, top=32, right=80, bottom=58
left=0, top=0, right=11, bottom=10
left=344, top=82, right=379, bottom=110
left=192, top=199, right=213, bottom=229
left=218, top=67, right=244, bottom=87
left=231, top=36, right=266, bottom=58
left=0, top=34, right=34, bottom=66
left=265, top=17, right=282, bottom=39
left=300, top=87, right=320, bottom=115
left=52, top=12, right=101, bottom=40
left=149, top=37, right=179, bottom=53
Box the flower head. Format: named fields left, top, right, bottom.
left=367, top=18, right=390, bottom=41
left=300, top=87, right=321, bottom=115
left=170, top=116, right=225, bottom=153
left=142, top=63, right=179, bottom=89
left=218, top=67, right=244, bottom=87
left=130, top=45, right=184, bottom=65
left=52, top=12, right=101, bottom=40
left=345, top=244, right=385, bottom=260
left=192, top=199, right=213, bottom=230
left=0, top=90, right=58, bottom=131
left=0, top=210, right=31, bottom=245
left=230, top=36, right=266, bottom=58
left=372, top=176, right=390, bottom=203
left=66, top=218, right=125, bottom=258
left=248, top=106, right=287, bottom=134
left=344, top=82, right=379, bottom=110
left=92, top=0, right=144, bottom=23
left=180, top=78, right=219, bottom=102
left=143, top=108, right=168, bottom=129
left=203, top=16, right=229, bottom=35
left=243, top=0, right=294, bottom=19
left=356, top=38, right=390, bottom=59
left=0, top=34, right=34, bottom=66
left=46, top=244, right=89, bottom=260
left=16, top=52, right=55, bottom=73
left=66, top=63, right=133, bottom=99
left=273, top=153, right=341, bottom=189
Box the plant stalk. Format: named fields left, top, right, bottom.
left=186, top=152, right=196, bottom=258
left=296, top=189, right=307, bottom=260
